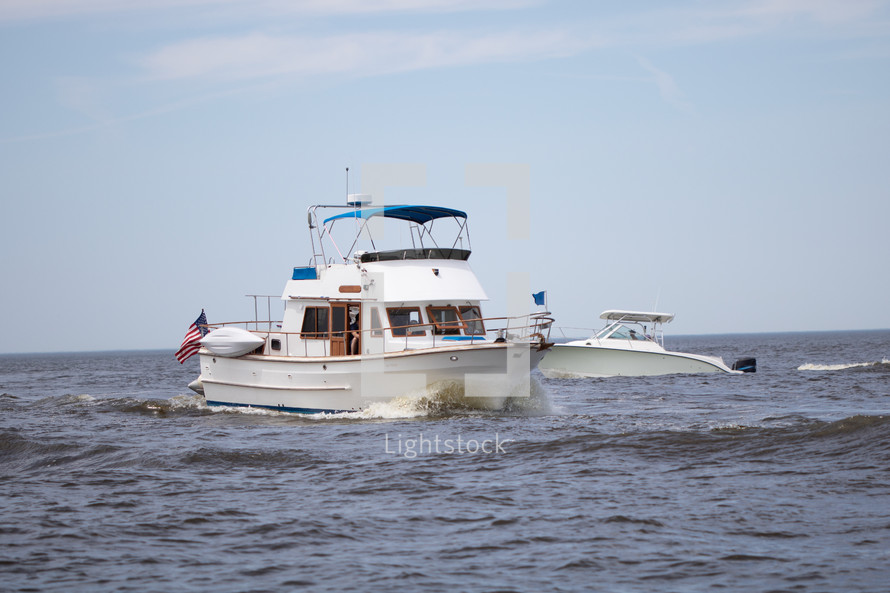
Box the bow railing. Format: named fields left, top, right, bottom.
left=202, top=311, right=553, bottom=358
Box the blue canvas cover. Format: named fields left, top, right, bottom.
left=323, top=205, right=467, bottom=226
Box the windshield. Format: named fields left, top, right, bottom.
left=598, top=323, right=651, bottom=342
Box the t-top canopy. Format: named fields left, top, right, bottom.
left=600, top=310, right=675, bottom=324
left=323, top=205, right=467, bottom=226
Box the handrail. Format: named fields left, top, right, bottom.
left=203, top=317, right=551, bottom=342
left=308, top=203, right=472, bottom=268
left=202, top=311, right=553, bottom=357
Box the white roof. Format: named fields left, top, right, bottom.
left=599, top=310, right=675, bottom=324
left=282, top=259, right=488, bottom=302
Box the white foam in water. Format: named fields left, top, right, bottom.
left=314, top=381, right=481, bottom=420
left=165, top=393, right=206, bottom=410
left=52, top=394, right=96, bottom=405
left=798, top=358, right=890, bottom=371
left=314, top=397, right=431, bottom=421
left=205, top=403, right=292, bottom=417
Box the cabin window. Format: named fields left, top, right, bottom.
left=458, top=306, right=486, bottom=335
left=387, top=307, right=426, bottom=337
left=370, top=307, right=383, bottom=337
left=301, top=306, right=330, bottom=339
left=427, top=306, right=466, bottom=335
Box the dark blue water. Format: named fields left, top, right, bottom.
left=2, top=331, right=889, bottom=592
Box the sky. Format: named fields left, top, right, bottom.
left=1, top=0, right=889, bottom=354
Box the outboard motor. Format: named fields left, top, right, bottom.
left=732, top=357, right=757, bottom=373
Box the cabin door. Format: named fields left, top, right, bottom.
left=330, top=303, right=360, bottom=356
left=330, top=304, right=348, bottom=356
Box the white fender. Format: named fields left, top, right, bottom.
left=201, top=327, right=265, bottom=357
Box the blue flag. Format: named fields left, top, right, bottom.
left=532, top=291, right=546, bottom=306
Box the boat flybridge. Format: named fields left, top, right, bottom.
left=190, top=198, right=553, bottom=413
left=538, top=310, right=755, bottom=378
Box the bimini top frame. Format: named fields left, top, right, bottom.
left=599, top=310, right=675, bottom=324
left=307, top=204, right=472, bottom=268
left=593, top=310, right=673, bottom=348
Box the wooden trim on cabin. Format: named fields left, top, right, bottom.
left=300, top=306, right=330, bottom=339
left=386, top=307, right=428, bottom=337
left=458, top=305, right=486, bottom=335
left=426, top=306, right=466, bottom=335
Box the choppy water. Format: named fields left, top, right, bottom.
left=2, top=330, right=889, bottom=592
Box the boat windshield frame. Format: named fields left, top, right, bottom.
left=594, top=318, right=665, bottom=348
left=307, top=204, right=472, bottom=267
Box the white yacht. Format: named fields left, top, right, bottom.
left=189, top=199, right=553, bottom=413
left=538, top=310, right=755, bottom=378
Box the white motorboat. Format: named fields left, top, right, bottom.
left=189, top=199, right=553, bottom=413
left=538, top=310, right=755, bottom=378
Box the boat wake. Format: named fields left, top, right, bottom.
left=99, top=393, right=210, bottom=416
left=3, top=378, right=553, bottom=421
left=797, top=358, right=890, bottom=371
left=314, top=375, right=553, bottom=420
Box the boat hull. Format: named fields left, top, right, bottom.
left=538, top=343, right=737, bottom=378
left=198, top=342, right=547, bottom=413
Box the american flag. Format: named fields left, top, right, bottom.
left=175, top=310, right=208, bottom=363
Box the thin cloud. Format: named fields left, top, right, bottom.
left=138, top=29, right=597, bottom=83
left=0, top=0, right=536, bottom=22
left=636, top=57, right=694, bottom=114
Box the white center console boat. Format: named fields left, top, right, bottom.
left=539, top=310, right=755, bottom=378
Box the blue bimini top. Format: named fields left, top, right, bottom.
left=323, top=205, right=467, bottom=226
